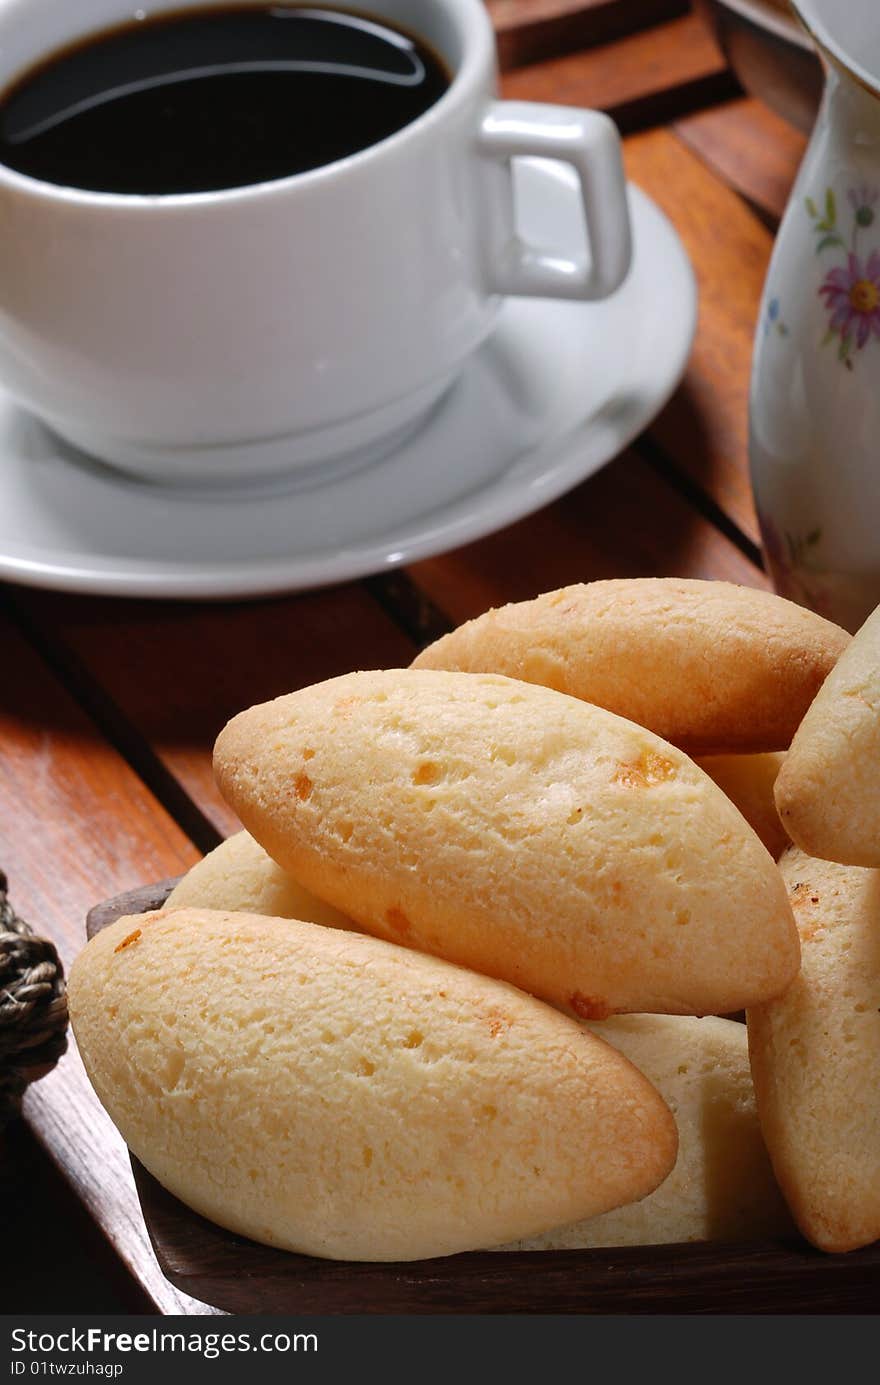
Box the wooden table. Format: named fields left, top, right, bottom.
left=1, top=0, right=812, bottom=1314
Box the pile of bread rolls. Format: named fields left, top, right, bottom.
left=69, top=579, right=880, bottom=1262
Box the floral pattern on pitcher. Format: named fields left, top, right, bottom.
left=806, top=185, right=880, bottom=368
left=756, top=511, right=839, bottom=620
left=763, top=296, right=789, bottom=338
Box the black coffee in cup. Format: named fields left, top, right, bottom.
left=0, top=4, right=450, bottom=195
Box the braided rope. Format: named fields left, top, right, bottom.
left=0, top=871, right=68, bottom=1125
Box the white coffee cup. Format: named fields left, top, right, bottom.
left=0, top=0, right=632, bottom=485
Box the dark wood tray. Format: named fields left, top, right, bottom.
left=86, top=883, right=880, bottom=1314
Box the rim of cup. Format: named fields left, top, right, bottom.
left=0, top=0, right=495, bottom=209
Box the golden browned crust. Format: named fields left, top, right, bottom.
left=412, top=579, right=849, bottom=754
left=697, top=753, right=789, bottom=859
left=497, top=1015, right=793, bottom=1250
left=214, top=668, right=800, bottom=1017
left=775, top=603, right=880, bottom=866
left=747, top=847, right=880, bottom=1253
left=69, top=908, right=678, bottom=1261
left=166, top=829, right=355, bottom=930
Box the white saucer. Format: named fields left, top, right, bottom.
left=0, top=161, right=696, bottom=600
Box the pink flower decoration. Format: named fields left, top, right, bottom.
left=819, top=251, right=880, bottom=349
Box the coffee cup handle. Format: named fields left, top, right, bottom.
left=478, top=102, right=631, bottom=300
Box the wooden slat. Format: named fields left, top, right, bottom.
left=407, top=448, right=767, bottom=626
left=2, top=627, right=197, bottom=965
left=623, top=126, right=777, bottom=544
left=488, top=0, right=688, bottom=72
left=11, top=456, right=766, bottom=849
left=501, top=12, right=736, bottom=132
left=1, top=615, right=216, bottom=1314
left=675, top=96, right=807, bottom=225
left=500, top=73, right=780, bottom=547
left=10, top=457, right=764, bottom=847
left=11, top=586, right=416, bottom=839
left=2, top=1121, right=152, bottom=1312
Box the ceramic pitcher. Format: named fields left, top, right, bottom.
left=749, top=0, right=880, bottom=631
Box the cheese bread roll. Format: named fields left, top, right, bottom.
left=500, top=1015, right=792, bottom=1250
left=215, top=669, right=799, bottom=1018
left=412, top=579, right=848, bottom=754
left=748, top=847, right=880, bottom=1253
left=775, top=602, right=880, bottom=867
left=69, top=908, right=677, bottom=1262
left=697, top=753, right=788, bottom=860
left=166, top=829, right=353, bottom=930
